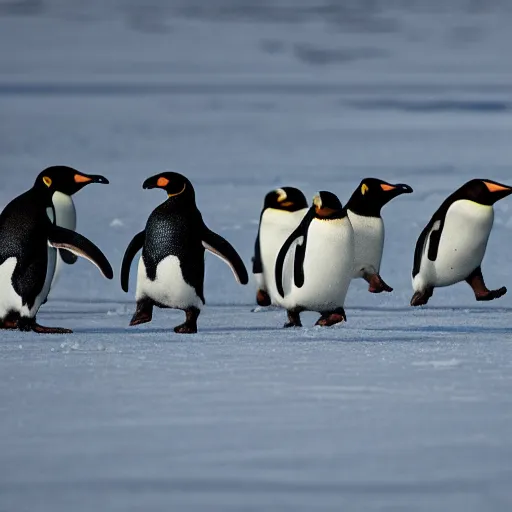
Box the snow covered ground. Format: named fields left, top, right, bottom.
left=1, top=2, right=512, bottom=511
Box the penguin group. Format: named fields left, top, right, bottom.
left=0, top=166, right=510, bottom=334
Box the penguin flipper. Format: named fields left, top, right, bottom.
left=427, top=219, right=444, bottom=262
left=252, top=210, right=266, bottom=275
left=48, top=225, right=114, bottom=280
left=293, top=241, right=307, bottom=288
left=202, top=228, right=249, bottom=285
left=252, top=229, right=263, bottom=274
left=275, top=208, right=315, bottom=298
left=121, top=230, right=145, bottom=292
left=412, top=215, right=443, bottom=277
left=412, top=223, right=431, bottom=278
left=59, top=249, right=78, bottom=265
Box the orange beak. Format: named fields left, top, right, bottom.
left=484, top=181, right=512, bottom=193
left=74, top=174, right=92, bottom=184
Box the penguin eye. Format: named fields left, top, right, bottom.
left=157, top=177, right=170, bottom=188
left=43, top=176, right=52, bottom=188
left=361, top=184, right=369, bottom=195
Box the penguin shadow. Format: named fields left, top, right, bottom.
left=202, top=326, right=282, bottom=334
left=51, top=297, right=134, bottom=305
left=75, top=325, right=282, bottom=336
left=349, top=305, right=512, bottom=315
left=76, top=326, right=181, bottom=336
left=362, top=325, right=512, bottom=335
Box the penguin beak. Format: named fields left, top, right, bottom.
left=381, top=183, right=413, bottom=195
left=483, top=181, right=512, bottom=202
left=74, top=173, right=109, bottom=185
left=89, top=174, right=109, bottom=185
left=143, top=176, right=169, bottom=190
left=142, top=177, right=155, bottom=190
left=484, top=181, right=512, bottom=194
left=396, top=183, right=413, bottom=194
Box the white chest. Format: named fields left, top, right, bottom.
left=136, top=255, right=203, bottom=310
left=347, top=211, right=384, bottom=277
left=281, top=217, right=355, bottom=311
left=52, top=192, right=77, bottom=230
left=258, top=208, right=308, bottom=303
left=0, top=258, right=24, bottom=318
left=45, top=192, right=77, bottom=297
left=420, top=200, right=494, bottom=287
left=0, top=255, right=52, bottom=318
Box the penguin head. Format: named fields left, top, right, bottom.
left=346, top=178, right=413, bottom=217
left=313, top=191, right=346, bottom=219
left=457, top=179, right=512, bottom=205
left=143, top=172, right=195, bottom=201
left=263, top=187, right=308, bottom=212
left=36, top=166, right=109, bottom=195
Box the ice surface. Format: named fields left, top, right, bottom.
left=1, top=2, right=512, bottom=511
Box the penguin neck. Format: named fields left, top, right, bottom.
left=162, top=194, right=196, bottom=212
left=314, top=208, right=347, bottom=220
left=345, top=193, right=382, bottom=218
left=31, top=182, right=54, bottom=206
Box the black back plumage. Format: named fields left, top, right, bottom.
left=142, top=196, right=206, bottom=303
left=121, top=172, right=248, bottom=300
left=0, top=168, right=113, bottom=313
left=0, top=188, right=53, bottom=309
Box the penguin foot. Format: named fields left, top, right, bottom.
left=256, top=289, right=271, bottom=307
left=18, top=318, right=72, bottom=334
left=410, top=288, right=433, bottom=306
left=466, top=267, right=507, bottom=302
left=174, top=307, right=199, bottom=334
left=284, top=310, right=302, bottom=328
left=475, top=287, right=507, bottom=301
left=174, top=323, right=198, bottom=334
left=315, top=308, right=347, bottom=327
left=130, top=299, right=154, bottom=326
left=32, top=324, right=73, bottom=334
left=0, top=320, right=18, bottom=329
left=367, top=273, right=393, bottom=294
left=0, top=313, right=19, bottom=329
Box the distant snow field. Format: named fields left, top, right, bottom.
left=1, top=2, right=512, bottom=511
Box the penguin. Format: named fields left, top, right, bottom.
left=121, top=172, right=249, bottom=334
left=44, top=166, right=109, bottom=297
left=411, top=179, right=512, bottom=306
left=345, top=178, right=413, bottom=293
left=0, top=167, right=114, bottom=333
left=274, top=191, right=354, bottom=328
left=252, top=187, right=308, bottom=307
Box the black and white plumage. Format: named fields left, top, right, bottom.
left=345, top=178, right=413, bottom=294
left=252, top=187, right=308, bottom=307
left=411, top=179, right=512, bottom=306
left=274, top=191, right=354, bottom=328
left=43, top=168, right=109, bottom=297
left=121, top=172, right=248, bottom=334
left=0, top=167, right=113, bottom=333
